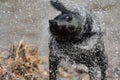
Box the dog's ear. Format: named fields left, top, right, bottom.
left=50, top=0, right=70, bottom=13
left=84, top=16, right=93, bottom=32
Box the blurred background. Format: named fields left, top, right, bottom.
left=0, top=0, right=120, bottom=79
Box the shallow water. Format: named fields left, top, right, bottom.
left=0, top=0, right=120, bottom=79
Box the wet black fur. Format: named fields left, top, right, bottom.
left=49, top=0, right=108, bottom=80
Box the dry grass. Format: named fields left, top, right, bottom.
left=0, top=39, right=48, bottom=80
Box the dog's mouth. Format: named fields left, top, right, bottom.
left=49, top=20, right=81, bottom=37
left=49, top=24, right=76, bottom=36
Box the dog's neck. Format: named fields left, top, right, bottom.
left=52, top=32, right=102, bottom=50
left=54, top=31, right=99, bottom=44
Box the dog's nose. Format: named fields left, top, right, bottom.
left=49, top=20, right=57, bottom=26
left=68, top=26, right=75, bottom=32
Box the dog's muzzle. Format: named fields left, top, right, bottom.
left=49, top=20, right=76, bottom=34
left=49, top=20, right=60, bottom=35
left=49, top=20, right=57, bottom=27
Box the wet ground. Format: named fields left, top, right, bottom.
left=0, top=0, right=120, bottom=80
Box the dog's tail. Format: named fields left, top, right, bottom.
left=50, top=0, right=70, bottom=13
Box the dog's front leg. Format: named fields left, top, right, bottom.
left=88, top=66, right=97, bottom=80
left=49, top=55, right=60, bottom=80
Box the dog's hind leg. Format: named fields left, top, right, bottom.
left=97, top=56, right=108, bottom=80
left=96, top=51, right=108, bottom=80
left=101, top=66, right=107, bottom=80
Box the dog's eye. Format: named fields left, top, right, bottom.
left=65, top=15, right=72, bottom=21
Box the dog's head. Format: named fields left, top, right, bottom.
left=49, top=0, right=93, bottom=39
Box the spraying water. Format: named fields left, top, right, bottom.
left=0, top=0, right=120, bottom=79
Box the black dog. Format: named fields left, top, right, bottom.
left=49, top=0, right=108, bottom=80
